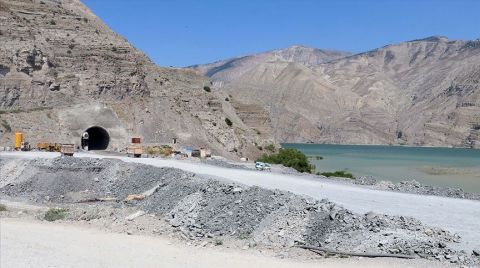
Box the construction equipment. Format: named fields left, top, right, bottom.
left=60, top=144, right=75, bottom=156
left=20, top=141, right=31, bottom=151
left=14, top=132, right=23, bottom=150
left=37, top=142, right=62, bottom=152
left=127, top=145, right=143, bottom=158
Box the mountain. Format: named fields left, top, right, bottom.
left=191, top=45, right=351, bottom=87
left=0, top=0, right=267, bottom=158
left=193, top=37, right=480, bottom=148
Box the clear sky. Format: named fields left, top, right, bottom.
left=82, top=0, right=480, bottom=67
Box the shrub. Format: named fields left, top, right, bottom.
left=44, top=208, right=68, bottom=222
left=316, top=156, right=323, bottom=160
left=0, top=204, right=7, bottom=212
left=265, top=144, right=276, bottom=153
left=214, top=238, right=223, bottom=246
left=225, top=97, right=229, bottom=101
left=318, top=170, right=354, bottom=179
left=257, top=148, right=312, bottom=173
left=49, top=19, right=56, bottom=25
left=203, top=86, right=211, bottom=92
left=225, top=118, right=232, bottom=127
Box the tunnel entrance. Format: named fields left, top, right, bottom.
left=82, top=126, right=110, bottom=150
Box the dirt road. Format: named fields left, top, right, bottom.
left=2, top=151, right=480, bottom=252
left=0, top=218, right=440, bottom=268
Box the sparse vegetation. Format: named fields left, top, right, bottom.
left=68, top=44, right=75, bottom=49
left=239, top=233, right=250, bottom=240
left=49, top=19, right=56, bottom=25
left=265, top=143, right=276, bottom=153
left=0, top=107, right=57, bottom=115
left=44, top=208, right=68, bottom=222
left=0, top=204, right=7, bottom=212
left=257, top=148, right=313, bottom=173
left=67, top=50, right=72, bottom=54
left=145, top=145, right=173, bottom=156
left=225, top=118, right=233, bottom=127
left=214, top=238, right=223, bottom=246
left=1, top=119, right=12, bottom=132
left=203, top=86, right=211, bottom=92
left=318, top=170, right=354, bottom=179
left=225, top=97, right=230, bottom=101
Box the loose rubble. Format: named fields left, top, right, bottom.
left=355, top=176, right=480, bottom=200
left=0, top=157, right=479, bottom=266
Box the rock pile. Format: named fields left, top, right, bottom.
left=0, top=157, right=479, bottom=265
left=355, top=177, right=480, bottom=200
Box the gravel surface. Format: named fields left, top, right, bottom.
left=1, top=218, right=447, bottom=268
left=1, top=156, right=479, bottom=266
left=354, top=176, right=480, bottom=200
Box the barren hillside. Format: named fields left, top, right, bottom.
left=194, top=37, right=480, bottom=148
left=0, top=0, right=268, bottom=157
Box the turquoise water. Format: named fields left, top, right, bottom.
left=283, top=144, right=480, bottom=193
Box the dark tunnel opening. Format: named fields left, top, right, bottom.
left=82, top=126, right=110, bottom=150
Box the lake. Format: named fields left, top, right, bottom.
left=283, top=143, right=480, bottom=193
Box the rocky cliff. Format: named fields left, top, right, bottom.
left=194, top=37, right=480, bottom=148
left=0, top=0, right=268, bottom=158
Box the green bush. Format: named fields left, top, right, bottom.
left=225, top=118, right=233, bottom=127
left=44, top=208, right=68, bottom=222
left=318, top=170, right=354, bottom=179
left=0, top=204, right=7, bottom=212
left=265, top=144, right=276, bottom=153
left=257, top=148, right=312, bottom=173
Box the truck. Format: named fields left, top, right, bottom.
left=60, top=144, right=75, bottom=156
left=127, top=145, right=143, bottom=158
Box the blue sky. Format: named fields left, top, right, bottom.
left=83, top=0, right=480, bottom=67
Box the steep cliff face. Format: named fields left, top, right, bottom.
left=0, top=0, right=267, bottom=158
left=194, top=37, right=480, bottom=148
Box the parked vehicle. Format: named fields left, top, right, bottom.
left=127, top=145, right=143, bottom=158
left=255, top=161, right=271, bottom=171
left=60, top=144, right=75, bottom=156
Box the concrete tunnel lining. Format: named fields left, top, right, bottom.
left=83, top=126, right=110, bottom=150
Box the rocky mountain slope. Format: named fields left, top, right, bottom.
left=194, top=37, right=480, bottom=148
left=0, top=0, right=267, bottom=157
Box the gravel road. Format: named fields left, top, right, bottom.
left=2, top=151, right=479, bottom=252
left=0, top=218, right=443, bottom=268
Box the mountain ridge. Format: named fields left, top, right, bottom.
left=193, top=36, right=480, bottom=148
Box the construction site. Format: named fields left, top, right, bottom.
left=1, top=0, right=480, bottom=267
left=1, top=129, right=480, bottom=266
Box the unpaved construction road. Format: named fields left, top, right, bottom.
left=2, top=151, right=480, bottom=252
left=0, top=218, right=443, bottom=268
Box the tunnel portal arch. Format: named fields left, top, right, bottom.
left=81, top=126, right=110, bottom=150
